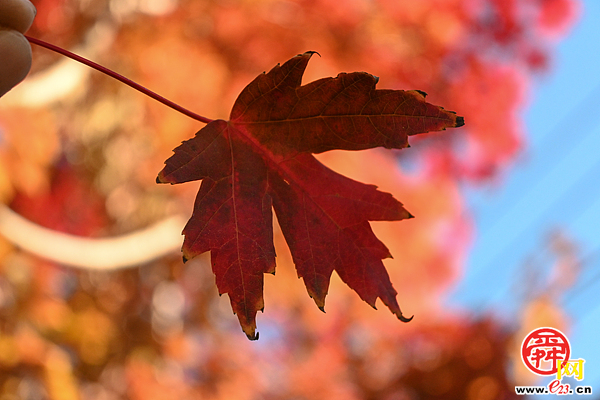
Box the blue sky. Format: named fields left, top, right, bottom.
left=448, top=0, right=600, bottom=394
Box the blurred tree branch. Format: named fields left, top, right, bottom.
left=0, top=204, right=185, bottom=269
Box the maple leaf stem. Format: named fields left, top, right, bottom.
left=25, top=36, right=213, bottom=124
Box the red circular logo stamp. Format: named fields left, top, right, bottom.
left=521, top=327, right=570, bottom=375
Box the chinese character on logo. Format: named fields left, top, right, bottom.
left=556, top=358, right=585, bottom=381
left=521, top=327, right=570, bottom=375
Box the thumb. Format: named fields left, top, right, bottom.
left=0, top=29, right=32, bottom=98
left=0, top=0, right=36, bottom=98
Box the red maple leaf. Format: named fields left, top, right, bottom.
left=157, top=52, right=464, bottom=339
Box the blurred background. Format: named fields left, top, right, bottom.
left=0, top=0, right=593, bottom=398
